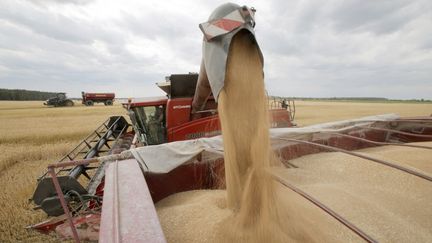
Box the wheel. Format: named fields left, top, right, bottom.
left=65, top=100, right=74, bottom=107
left=85, top=100, right=94, bottom=106
left=105, top=100, right=113, bottom=106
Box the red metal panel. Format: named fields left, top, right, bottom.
left=145, top=158, right=225, bottom=203
left=55, top=214, right=100, bottom=241
left=125, top=98, right=168, bottom=108
left=84, top=93, right=115, bottom=99
left=99, top=159, right=166, bottom=243
left=167, top=115, right=221, bottom=142
left=165, top=103, right=292, bottom=142
left=269, top=109, right=293, bottom=127
left=166, top=97, right=193, bottom=128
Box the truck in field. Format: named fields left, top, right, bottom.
left=81, top=92, right=115, bottom=106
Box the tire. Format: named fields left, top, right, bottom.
left=105, top=100, right=113, bottom=106
left=85, top=100, right=94, bottom=106
left=65, top=100, right=74, bottom=107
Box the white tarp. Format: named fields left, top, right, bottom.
left=104, top=114, right=399, bottom=174
left=130, top=138, right=224, bottom=174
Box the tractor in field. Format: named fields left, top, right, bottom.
left=81, top=92, right=115, bottom=106
left=43, top=93, right=74, bottom=107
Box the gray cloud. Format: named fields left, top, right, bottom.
left=329, top=0, right=426, bottom=34
left=0, top=2, right=94, bottom=44
left=0, top=0, right=431, bottom=99
left=30, top=0, right=95, bottom=6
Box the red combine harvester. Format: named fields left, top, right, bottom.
left=124, top=73, right=295, bottom=145
left=81, top=92, right=115, bottom=106
left=28, top=72, right=296, bottom=239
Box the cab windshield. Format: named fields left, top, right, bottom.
left=130, top=105, right=166, bottom=145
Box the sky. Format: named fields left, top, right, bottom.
left=0, top=0, right=431, bottom=99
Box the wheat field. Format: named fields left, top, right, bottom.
left=0, top=100, right=431, bottom=242
left=0, top=101, right=123, bottom=242
left=294, top=100, right=432, bottom=126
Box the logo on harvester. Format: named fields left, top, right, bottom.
left=173, top=105, right=191, bottom=109
left=186, top=130, right=221, bottom=139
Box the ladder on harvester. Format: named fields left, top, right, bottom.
left=37, top=116, right=129, bottom=181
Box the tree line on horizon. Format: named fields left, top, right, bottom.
left=0, top=88, right=430, bottom=102
left=0, top=88, right=59, bottom=101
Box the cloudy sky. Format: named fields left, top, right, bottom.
left=0, top=0, right=431, bottom=99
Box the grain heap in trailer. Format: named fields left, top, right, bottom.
left=28, top=3, right=432, bottom=243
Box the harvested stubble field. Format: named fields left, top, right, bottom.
left=293, top=100, right=432, bottom=126
left=0, top=100, right=431, bottom=242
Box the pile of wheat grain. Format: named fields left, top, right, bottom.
left=271, top=141, right=432, bottom=242
left=156, top=141, right=432, bottom=242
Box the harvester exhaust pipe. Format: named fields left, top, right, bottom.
left=191, top=3, right=263, bottom=113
